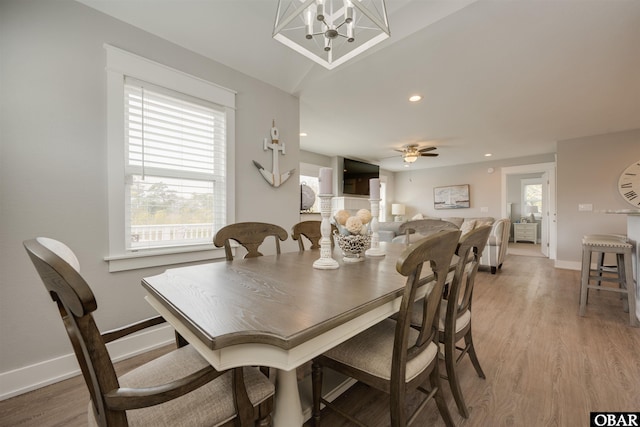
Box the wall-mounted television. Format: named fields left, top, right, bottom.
left=342, top=158, right=379, bottom=196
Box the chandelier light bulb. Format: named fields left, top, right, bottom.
left=345, top=3, right=354, bottom=23
left=316, top=1, right=325, bottom=21
left=305, top=9, right=314, bottom=39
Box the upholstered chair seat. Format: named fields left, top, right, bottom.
left=24, top=237, right=275, bottom=427
left=322, top=318, right=439, bottom=383
left=439, top=300, right=471, bottom=334
left=312, top=229, right=461, bottom=427
left=87, top=345, right=274, bottom=427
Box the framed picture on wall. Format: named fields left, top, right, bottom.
left=434, top=184, right=470, bottom=209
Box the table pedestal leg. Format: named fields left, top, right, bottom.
left=273, top=368, right=303, bottom=427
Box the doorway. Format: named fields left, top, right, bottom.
left=501, top=162, right=557, bottom=260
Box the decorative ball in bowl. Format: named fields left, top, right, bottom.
left=333, top=231, right=371, bottom=263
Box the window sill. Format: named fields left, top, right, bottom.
left=104, top=244, right=226, bottom=272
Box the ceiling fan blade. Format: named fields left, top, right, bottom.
left=394, top=149, right=405, bottom=153
left=418, top=146, right=437, bottom=153
left=420, top=153, right=439, bottom=157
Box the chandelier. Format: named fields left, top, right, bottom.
left=273, top=0, right=390, bottom=70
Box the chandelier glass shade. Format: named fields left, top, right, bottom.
left=273, top=0, right=390, bottom=70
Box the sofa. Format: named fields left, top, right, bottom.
left=378, top=216, right=511, bottom=274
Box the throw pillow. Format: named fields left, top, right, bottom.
left=476, top=220, right=493, bottom=229
left=411, top=213, right=424, bottom=220
left=460, top=219, right=477, bottom=236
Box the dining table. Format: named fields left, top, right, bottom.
left=141, top=241, right=445, bottom=427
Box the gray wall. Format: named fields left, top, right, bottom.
left=394, top=154, right=555, bottom=221
left=556, top=129, right=640, bottom=263
left=393, top=129, right=640, bottom=268
left=1, top=0, right=299, bottom=376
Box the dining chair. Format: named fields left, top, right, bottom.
left=396, top=219, right=460, bottom=244
left=24, top=237, right=275, bottom=427
left=311, top=229, right=461, bottom=427
left=436, top=225, right=492, bottom=418
left=214, top=222, right=288, bottom=260
left=291, top=220, right=337, bottom=251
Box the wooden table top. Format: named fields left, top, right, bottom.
left=142, top=243, right=414, bottom=351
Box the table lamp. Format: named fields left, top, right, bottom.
left=391, top=203, right=406, bottom=222
left=526, top=205, right=539, bottom=222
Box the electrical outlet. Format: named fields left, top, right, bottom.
left=578, top=203, right=593, bottom=212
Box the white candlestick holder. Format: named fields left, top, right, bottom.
left=365, top=198, right=385, bottom=257
left=313, top=194, right=340, bottom=269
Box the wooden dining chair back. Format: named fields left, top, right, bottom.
left=397, top=219, right=460, bottom=244
left=312, top=229, right=461, bottom=427
left=440, top=224, right=492, bottom=418
left=291, top=220, right=337, bottom=251
left=24, top=237, right=274, bottom=427
left=214, top=222, right=288, bottom=260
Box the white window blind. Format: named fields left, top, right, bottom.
left=124, top=78, right=227, bottom=250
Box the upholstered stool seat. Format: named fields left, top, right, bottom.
left=579, top=234, right=638, bottom=327
left=583, top=234, right=628, bottom=286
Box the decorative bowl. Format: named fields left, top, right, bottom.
left=333, top=231, right=371, bottom=263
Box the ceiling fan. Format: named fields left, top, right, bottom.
left=395, top=144, right=439, bottom=163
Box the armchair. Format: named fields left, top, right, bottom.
left=479, top=218, right=511, bottom=274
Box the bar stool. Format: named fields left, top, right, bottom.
left=579, top=234, right=638, bottom=327
left=585, top=234, right=628, bottom=287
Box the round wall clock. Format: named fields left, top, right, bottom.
left=618, top=160, right=640, bottom=207
left=300, top=184, right=316, bottom=210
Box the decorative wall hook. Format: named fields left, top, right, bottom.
left=253, top=120, right=295, bottom=188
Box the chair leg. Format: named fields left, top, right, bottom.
left=621, top=251, right=639, bottom=327
left=311, top=361, right=323, bottom=426
left=389, top=384, right=407, bottom=427
left=257, top=411, right=272, bottom=427
left=465, top=332, right=486, bottom=379
left=579, top=246, right=591, bottom=316
left=445, top=338, right=469, bottom=418
left=490, top=266, right=497, bottom=274
left=430, top=363, right=455, bottom=427
left=595, top=252, right=605, bottom=288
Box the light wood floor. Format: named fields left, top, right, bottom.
left=2, top=254, right=639, bottom=426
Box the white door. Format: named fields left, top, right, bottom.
left=541, top=171, right=549, bottom=257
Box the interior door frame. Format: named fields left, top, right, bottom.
left=501, top=162, right=557, bottom=260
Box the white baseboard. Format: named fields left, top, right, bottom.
left=554, top=259, right=581, bottom=270
left=0, top=324, right=174, bottom=401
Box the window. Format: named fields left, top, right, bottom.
left=125, top=80, right=226, bottom=250
left=522, top=179, right=542, bottom=220
left=105, top=45, right=235, bottom=271
left=379, top=180, right=387, bottom=222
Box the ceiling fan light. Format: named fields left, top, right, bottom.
left=403, top=153, right=418, bottom=163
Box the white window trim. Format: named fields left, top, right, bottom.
left=104, top=44, right=236, bottom=272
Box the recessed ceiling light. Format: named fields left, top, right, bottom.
left=484, top=153, right=493, bottom=157
left=299, top=132, right=307, bottom=137
left=408, top=95, right=422, bottom=102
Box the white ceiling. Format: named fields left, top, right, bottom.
left=78, top=0, right=640, bottom=171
